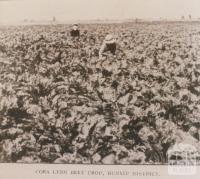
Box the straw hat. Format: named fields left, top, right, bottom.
left=104, top=34, right=116, bottom=44
left=72, top=24, right=78, bottom=30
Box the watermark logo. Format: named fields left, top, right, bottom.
left=167, top=143, right=198, bottom=175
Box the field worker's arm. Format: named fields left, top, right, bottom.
left=116, top=42, right=124, bottom=53
left=99, top=43, right=106, bottom=58
left=116, top=40, right=121, bottom=49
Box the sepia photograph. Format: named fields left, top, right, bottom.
left=0, top=0, right=200, bottom=177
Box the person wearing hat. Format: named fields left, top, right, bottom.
left=70, top=24, right=80, bottom=37
left=99, top=34, right=117, bottom=59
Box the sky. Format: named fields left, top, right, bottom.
left=0, top=0, right=200, bottom=24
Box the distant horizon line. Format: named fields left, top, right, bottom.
left=1, top=17, right=200, bottom=25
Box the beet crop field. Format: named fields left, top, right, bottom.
left=0, top=22, right=200, bottom=164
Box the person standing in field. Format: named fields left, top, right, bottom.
left=99, top=34, right=117, bottom=59
left=70, top=24, right=80, bottom=37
